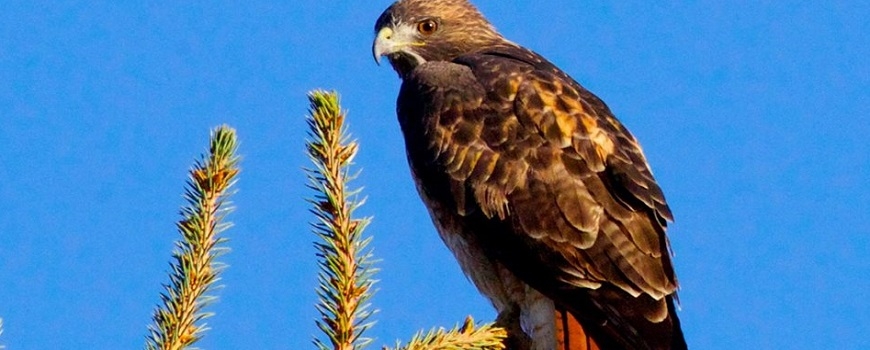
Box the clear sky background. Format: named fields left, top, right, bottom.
left=1, top=1, right=868, bottom=349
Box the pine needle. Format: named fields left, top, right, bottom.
left=305, top=90, right=377, bottom=350
left=145, top=125, right=240, bottom=350
left=387, top=317, right=507, bottom=350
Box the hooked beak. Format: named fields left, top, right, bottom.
left=373, top=25, right=426, bottom=66
left=372, top=27, right=395, bottom=65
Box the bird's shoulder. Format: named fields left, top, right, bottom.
left=400, top=44, right=672, bottom=223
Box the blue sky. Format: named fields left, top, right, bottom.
left=1, top=0, right=868, bottom=349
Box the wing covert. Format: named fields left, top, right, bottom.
left=400, top=47, right=677, bottom=294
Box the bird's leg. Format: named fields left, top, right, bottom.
left=495, top=303, right=532, bottom=350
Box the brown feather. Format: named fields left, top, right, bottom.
left=379, top=0, right=686, bottom=349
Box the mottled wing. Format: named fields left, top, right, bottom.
left=398, top=45, right=682, bottom=349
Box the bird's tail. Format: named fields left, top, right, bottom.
left=555, top=307, right=600, bottom=350
left=556, top=296, right=687, bottom=350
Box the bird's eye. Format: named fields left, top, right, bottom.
left=416, top=19, right=438, bottom=35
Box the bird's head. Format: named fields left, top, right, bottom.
left=373, top=0, right=504, bottom=77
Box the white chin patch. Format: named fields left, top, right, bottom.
left=404, top=50, right=427, bottom=66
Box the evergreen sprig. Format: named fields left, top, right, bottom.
left=388, top=317, right=507, bottom=350
left=305, top=90, right=377, bottom=350
left=146, top=125, right=240, bottom=350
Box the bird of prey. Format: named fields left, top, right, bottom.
left=372, top=1, right=686, bottom=349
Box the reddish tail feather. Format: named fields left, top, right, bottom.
left=556, top=308, right=600, bottom=350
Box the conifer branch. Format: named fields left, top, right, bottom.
left=387, top=317, right=507, bottom=350
left=305, top=90, right=376, bottom=350
left=145, top=125, right=240, bottom=350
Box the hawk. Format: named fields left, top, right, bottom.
left=372, top=1, right=686, bottom=349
